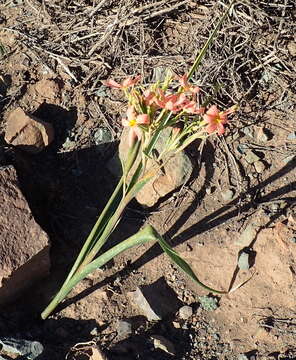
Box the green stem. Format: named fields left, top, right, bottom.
left=79, top=170, right=154, bottom=268
left=54, top=141, right=141, bottom=295
left=41, top=225, right=158, bottom=319
left=187, top=0, right=235, bottom=80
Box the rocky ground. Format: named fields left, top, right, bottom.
left=0, top=0, right=296, bottom=359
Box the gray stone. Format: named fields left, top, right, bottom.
left=221, top=189, right=235, bottom=202
left=236, top=143, right=249, bottom=155
left=238, top=251, right=250, bottom=270
left=94, top=127, right=113, bottom=145
left=237, top=355, right=249, bottom=360
left=151, top=335, right=176, bottom=355
left=282, top=155, right=295, bottom=164
left=179, top=305, right=193, bottom=320
left=242, top=127, right=255, bottom=139
left=117, top=320, right=132, bottom=338
left=118, top=127, right=193, bottom=207
left=244, top=150, right=261, bottom=164
left=256, top=127, right=270, bottom=142
left=254, top=160, right=265, bottom=174
left=290, top=237, right=296, bottom=244
left=0, top=166, right=50, bottom=305
left=236, top=223, right=259, bottom=247
left=128, top=277, right=182, bottom=321
left=0, top=338, right=43, bottom=359
left=287, top=131, right=296, bottom=140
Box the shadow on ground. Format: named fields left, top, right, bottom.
left=0, top=102, right=295, bottom=359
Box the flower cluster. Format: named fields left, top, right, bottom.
left=103, top=74, right=236, bottom=146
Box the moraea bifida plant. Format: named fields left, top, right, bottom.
left=42, top=0, right=236, bottom=319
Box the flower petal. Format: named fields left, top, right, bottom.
left=122, top=75, right=141, bottom=88
left=206, top=105, right=219, bottom=117
left=136, top=114, right=150, bottom=125
left=178, top=74, right=188, bottom=88
left=206, top=123, right=217, bottom=134
left=203, top=114, right=216, bottom=124
left=122, top=118, right=130, bottom=127
left=217, top=123, right=225, bottom=135
left=102, top=79, right=122, bottom=88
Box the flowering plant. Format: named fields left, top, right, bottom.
left=41, top=1, right=236, bottom=319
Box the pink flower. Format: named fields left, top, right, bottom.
left=203, top=105, right=236, bottom=135
left=102, top=75, right=141, bottom=89
left=143, top=90, right=156, bottom=107
left=183, top=100, right=205, bottom=115
left=178, top=74, right=200, bottom=94
left=122, top=106, right=150, bottom=146
left=155, top=91, right=187, bottom=112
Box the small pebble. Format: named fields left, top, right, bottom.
left=287, top=41, right=296, bottom=56
left=287, top=131, right=296, bottom=140
left=90, top=327, right=99, bottom=336
left=221, top=189, right=235, bottom=202
left=93, top=127, right=112, bottom=145
left=238, top=251, right=250, bottom=270
left=206, top=186, right=215, bottom=195
left=254, top=160, right=265, bottom=174
left=117, top=320, right=132, bottom=338
left=256, top=127, right=270, bottom=142
left=237, top=354, right=249, bottom=360
left=179, top=305, right=193, bottom=320
left=151, top=335, right=176, bottom=355
left=242, top=127, right=255, bottom=139
left=245, top=150, right=261, bottom=164
left=282, top=155, right=295, bottom=164
left=236, top=143, right=249, bottom=155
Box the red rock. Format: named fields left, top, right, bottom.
left=0, top=165, right=50, bottom=305
left=4, top=107, right=54, bottom=153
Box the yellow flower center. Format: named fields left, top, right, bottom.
left=129, top=118, right=137, bottom=127
left=214, top=115, right=222, bottom=124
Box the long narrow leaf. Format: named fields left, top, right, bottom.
left=156, top=232, right=226, bottom=294
left=41, top=225, right=158, bottom=319
left=187, top=0, right=235, bottom=80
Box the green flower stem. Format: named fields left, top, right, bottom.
left=187, top=0, right=235, bottom=80
left=41, top=225, right=158, bottom=320
left=45, top=141, right=141, bottom=309
left=78, top=171, right=154, bottom=269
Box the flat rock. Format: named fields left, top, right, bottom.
left=117, top=127, right=193, bottom=207
left=4, top=107, right=54, bottom=153
left=0, top=165, right=50, bottom=305
left=244, top=150, right=261, bottom=164
left=128, top=277, right=182, bottom=321
left=0, top=338, right=43, bottom=360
